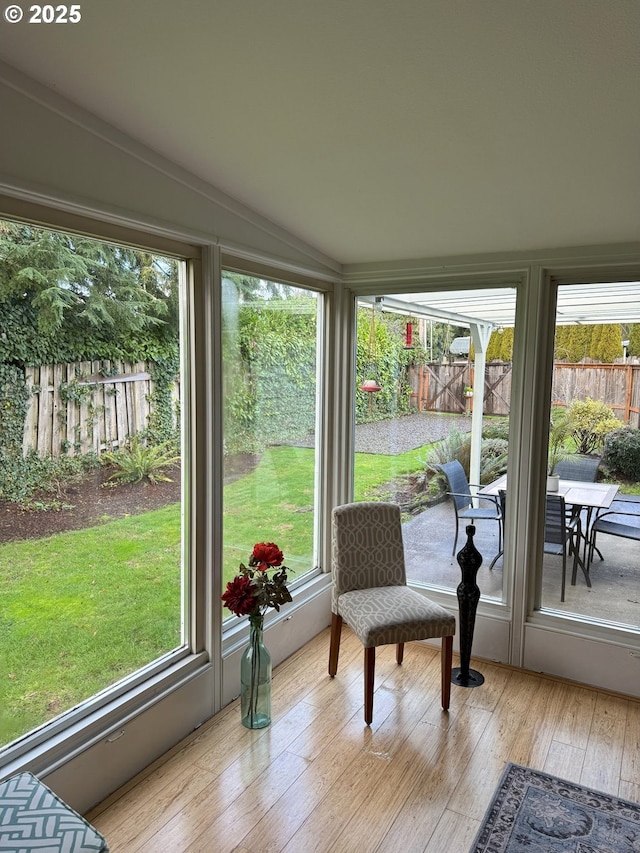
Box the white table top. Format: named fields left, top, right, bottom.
left=479, top=475, right=619, bottom=510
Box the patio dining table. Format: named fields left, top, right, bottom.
left=479, top=475, right=619, bottom=582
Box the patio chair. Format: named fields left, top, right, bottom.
left=328, top=501, right=456, bottom=725
left=587, top=495, right=640, bottom=569
left=553, top=455, right=601, bottom=482
left=544, top=494, right=582, bottom=602
left=553, top=455, right=601, bottom=553
left=438, top=460, right=502, bottom=556
left=488, top=489, right=507, bottom=570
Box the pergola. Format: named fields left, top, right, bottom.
left=361, top=281, right=640, bottom=488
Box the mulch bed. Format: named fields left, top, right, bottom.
left=0, top=452, right=261, bottom=544
left=0, top=467, right=182, bottom=544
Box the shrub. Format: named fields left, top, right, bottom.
left=425, top=428, right=471, bottom=476
left=566, top=398, right=620, bottom=455
left=102, top=436, right=179, bottom=485
left=425, top=428, right=508, bottom=486
left=602, top=427, right=640, bottom=481
left=480, top=438, right=509, bottom=483
left=482, top=419, right=510, bottom=442
left=0, top=449, right=99, bottom=508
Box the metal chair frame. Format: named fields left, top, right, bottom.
left=438, top=460, right=502, bottom=556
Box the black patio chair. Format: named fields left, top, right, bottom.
left=488, top=489, right=507, bottom=570
left=553, top=455, right=601, bottom=483
left=544, top=494, right=583, bottom=602
left=438, top=460, right=502, bottom=556
left=490, top=491, right=586, bottom=600
left=553, top=455, right=601, bottom=558
left=587, top=495, right=640, bottom=569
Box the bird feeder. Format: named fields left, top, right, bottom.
left=360, top=378, right=382, bottom=392
left=359, top=304, right=382, bottom=402
left=404, top=320, right=414, bottom=349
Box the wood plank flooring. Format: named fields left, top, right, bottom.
left=88, top=627, right=640, bottom=852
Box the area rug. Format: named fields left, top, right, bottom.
left=471, top=762, right=640, bottom=852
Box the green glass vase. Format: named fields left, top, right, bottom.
left=240, top=613, right=272, bottom=729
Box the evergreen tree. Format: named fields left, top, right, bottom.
left=554, top=326, right=572, bottom=361
left=0, top=220, right=178, bottom=365
left=485, top=330, right=503, bottom=361
left=628, top=324, right=640, bottom=358
left=566, top=324, right=591, bottom=362
left=498, top=327, right=514, bottom=361
left=594, top=324, right=623, bottom=363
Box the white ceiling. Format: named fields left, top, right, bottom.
left=1, top=0, right=639, bottom=265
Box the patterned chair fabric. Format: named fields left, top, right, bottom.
left=337, top=585, right=456, bottom=647
left=331, top=501, right=407, bottom=612
left=329, top=501, right=456, bottom=724
left=0, top=772, right=109, bottom=852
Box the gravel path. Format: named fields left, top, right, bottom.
left=354, top=412, right=472, bottom=454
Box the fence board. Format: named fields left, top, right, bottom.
left=37, top=364, right=52, bottom=456
left=15, top=358, right=639, bottom=459
left=22, top=366, right=38, bottom=456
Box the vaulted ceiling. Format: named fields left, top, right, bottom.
left=1, top=0, right=638, bottom=265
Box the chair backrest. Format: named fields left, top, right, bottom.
left=553, top=455, right=600, bottom=482
left=331, top=502, right=407, bottom=611
left=544, top=494, right=567, bottom=546
left=438, top=460, right=472, bottom=510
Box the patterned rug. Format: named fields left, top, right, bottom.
left=471, top=763, right=640, bottom=852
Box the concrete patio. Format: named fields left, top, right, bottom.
left=402, top=497, right=640, bottom=629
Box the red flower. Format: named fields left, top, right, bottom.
left=222, top=542, right=291, bottom=618
left=221, top=575, right=256, bottom=617
left=251, top=542, right=284, bottom=572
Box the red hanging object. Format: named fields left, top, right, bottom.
left=405, top=321, right=414, bottom=348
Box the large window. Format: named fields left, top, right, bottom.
left=352, top=289, right=516, bottom=601
left=0, top=218, right=189, bottom=751
left=539, top=281, right=640, bottom=630
left=221, top=272, right=322, bottom=613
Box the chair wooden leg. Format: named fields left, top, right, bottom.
left=441, top=635, right=453, bottom=711
left=396, top=642, right=404, bottom=665
left=328, top=613, right=342, bottom=677
left=364, top=646, right=375, bottom=725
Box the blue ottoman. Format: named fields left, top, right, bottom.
left=0, top=771, right=109, bottom=852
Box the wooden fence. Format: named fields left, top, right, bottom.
left=16, top=359, right=640, bottom=458
left=22, top=360, right=179, bottom=458
left=411, top=361, right=640, bottom=427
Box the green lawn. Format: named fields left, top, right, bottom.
left=0, top=442, right=433, bottom=747
left=0, top=504, right=181, bottom=745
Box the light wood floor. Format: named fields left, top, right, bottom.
left=88, top=627, right=640, bottom=853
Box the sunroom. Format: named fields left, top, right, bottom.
left=0, top=0, right=639, bottom=817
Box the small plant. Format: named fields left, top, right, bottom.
left=102, top=436, right=179, bottom=485
left=547, top=408, right=572, bottom=474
